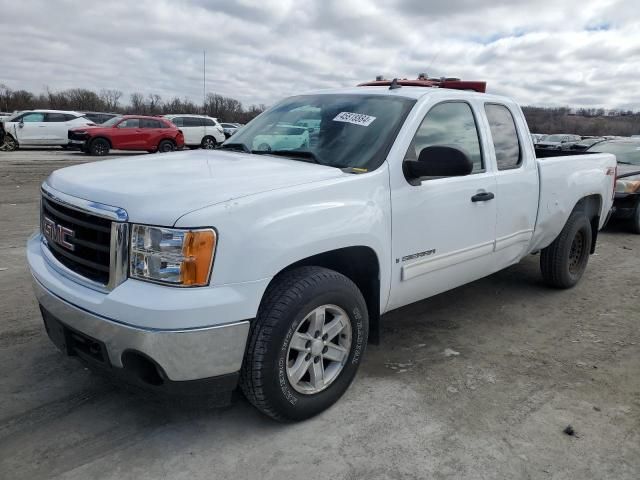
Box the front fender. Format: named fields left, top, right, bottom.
left=175, top=166, right=392, bottom=310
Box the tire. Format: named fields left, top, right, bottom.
left=89, top=138, right=110, bottom=156
left=540, top=211, right=592, bottom=289
left=240, top=266, right=368, bottom=421
left=201, top=136, right=217, bottom=150
left=157, top=139, right=175, bottom=153
left=630, top=201, right=640, bottom=234
left=1, top=134, right=18, bottom=151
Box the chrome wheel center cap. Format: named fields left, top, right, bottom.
left=310, top=339, right=323, bottom=356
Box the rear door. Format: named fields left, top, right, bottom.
left=44, top=112, right=75, bottom=144
left=387, top=100, right=498, bottom=309
left=140, top=118, right=164, bottom=149
left=484, top=103, right=539, bottom=268
left=184, top=117, right=204, bottom=145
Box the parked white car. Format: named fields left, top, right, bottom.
left=28, top=83, right=616, bottom=422
left=1, top=110, right=94, bottom=150
left=164, top=114, right=225, bottom=149
left=252, top=124, right=310, bottom=151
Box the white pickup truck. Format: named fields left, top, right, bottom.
left=27, top=78, right=617, bottom=421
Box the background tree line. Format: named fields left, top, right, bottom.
left=2, top=83, right=640, bottom=136
left=0, top=84, right=266, bottom=124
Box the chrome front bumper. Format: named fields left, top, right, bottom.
left=33, top=277, right=250, bottom=382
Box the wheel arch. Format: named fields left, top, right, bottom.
left=262, top=246, right=382, bottom=344
left=571, top=194, right=602, bottom=254
left=90, top=136, right=112, bottom=149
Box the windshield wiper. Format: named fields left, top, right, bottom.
left=252, top=149, right=321, bottom=164
left=219, top=142, right=250, bottom=153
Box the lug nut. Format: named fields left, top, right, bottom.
left=305, top=340, right=312, bottom=349
left=322, top=346, right=328, bottom=354
left=314, top=331, right=320, bottom=338
left=305, top=353, right=311, bottom=361
left=314, top=356, right=321, bottom=363
left=322, top=333, right=328, bottom=341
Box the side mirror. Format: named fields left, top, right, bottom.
left=404, top=146, right=473, bottom=184
left=18, top=120, right=24, bottom=128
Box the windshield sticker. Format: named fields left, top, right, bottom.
left=333, top=112, right=376, bottom=127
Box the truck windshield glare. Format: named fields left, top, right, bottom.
left=225, top=94, right=416, bottom=170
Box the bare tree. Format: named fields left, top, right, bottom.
left=130, top=92, right=145, bottom=113
left=100, top=89, right=122, bottom=111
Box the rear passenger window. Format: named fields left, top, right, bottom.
left=183, top=117, right=203, bottom=127
left=45, top=113, right=68, bottom=122
left=485, top=104, right=521, bottom=170
left=171, top=117, right=184, bottom=127
left=203, top=118, right=216, bottom=127
left=141, top=119, right=162, bottom=129
left=405, top=102, right=483, bottom=174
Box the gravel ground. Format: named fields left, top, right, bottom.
left=1, top=148, right=639, bottom=480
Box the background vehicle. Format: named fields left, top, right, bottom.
left=164, top=114, right=225, bottom=149
left=531, top=133, right=547, bottom=144
left=28, top=79, right=616, bottom=422
left=587, top=138, right=640, bottom=232
left=68, top=115, right=184, bottom=155
left=2, top=109, right=94, bottom=150
left=220, top=122, right=240, bottom=138
left=81, top=111, right=119, bottom=124
left=536, top=133, right=581, bottom=150
left=569, top=137, right=605, bottom=151
left=252, top=123, right=310, bottom=151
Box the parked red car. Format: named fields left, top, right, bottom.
left=68, top=115, right=184, bottom=156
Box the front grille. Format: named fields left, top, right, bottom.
left=41, top=196, right=112, bottom=284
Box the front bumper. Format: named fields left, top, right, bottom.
left=33, top=277, right=249, bottom=382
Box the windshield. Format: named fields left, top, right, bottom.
left=100, top=116, right=123, bottom=127
left=588, top=141, right=640, bottom=165
left=226, top=94, right=416, bottom=170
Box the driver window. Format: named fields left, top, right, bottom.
left=118, top=119, right=140, bottom=128
left=405, top=102, right=484, bottom=174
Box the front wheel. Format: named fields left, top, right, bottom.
left=89, top=138, right=110, bottom=156
left=240, top=266, right=368, bottom=421
left=1, top=134, right=18, bottom=151
left=540, top=211, right=592, bottom=288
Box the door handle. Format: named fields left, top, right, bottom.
left=471, top=192, right=495, bottom=202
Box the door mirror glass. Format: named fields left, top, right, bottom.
left=404, top=146, right=473, bottom=184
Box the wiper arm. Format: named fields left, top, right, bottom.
left=219, top=142, right=250, bottom=153
left=252, top=149, right=321, bottom=164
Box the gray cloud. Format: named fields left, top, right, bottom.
left=1, top=0, right=639, bottom=109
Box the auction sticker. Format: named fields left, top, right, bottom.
left=333, top=112, right=376, bottom=127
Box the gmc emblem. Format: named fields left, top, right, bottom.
left=42, top=216, right=75, bottom=251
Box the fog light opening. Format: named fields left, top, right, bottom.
left=122, top=351, right=164, bottom=386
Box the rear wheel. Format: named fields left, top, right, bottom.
left=201, top=136, right=217, bottom=149
left=540, top=211, right=592, bottom=288
left=240, top=266, right=368, bottom=421
left=89, top=138, right=110, bottom=156
left=157, top=139, right=175, bottom=153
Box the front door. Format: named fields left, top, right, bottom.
left=112, top=118, right=143, bottom=149
left=16, top=112, right=47, bottom=145
left=387, top=100, right=498, bottom=310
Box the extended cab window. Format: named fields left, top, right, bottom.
left=485, top=104, right=521, bottom=170
left=405, top=102, right=483, bottom=174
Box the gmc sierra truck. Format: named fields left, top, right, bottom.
left=27, top=77, right=617, bottom=421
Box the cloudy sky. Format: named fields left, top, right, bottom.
left=2, top=0, right=640, bottom=110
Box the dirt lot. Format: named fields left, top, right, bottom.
left=0, top=148, right=638, bottom=480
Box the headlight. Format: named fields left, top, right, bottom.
left=130, top=225, right=216, bottom=286
left=615, top=179, right=640, bottom=194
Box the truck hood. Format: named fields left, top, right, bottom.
left=46, top=150, right=345, bottom=225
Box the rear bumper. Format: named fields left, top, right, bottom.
left=33, top=277, right=250, bottom=385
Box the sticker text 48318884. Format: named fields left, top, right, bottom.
left=333, top=112, right=377, bottom=127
